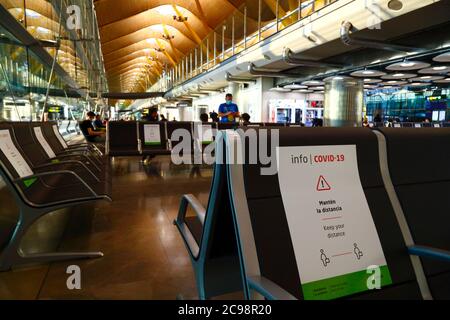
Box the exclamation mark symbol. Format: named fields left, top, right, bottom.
left=317, top=176, right=331, bottom=191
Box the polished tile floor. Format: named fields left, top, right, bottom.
left=0, top=155, right=227, bottom=300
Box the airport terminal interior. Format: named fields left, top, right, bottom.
left=0, top=0, right=449, bottom=301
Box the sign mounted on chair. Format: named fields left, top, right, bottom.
left=277, top=145, right=392, bottom=300
left=144, top=124, right=161, bottom=146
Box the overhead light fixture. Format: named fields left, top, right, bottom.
left=351, top=70, right=386, bottom=77
left=284, top=84, right=307, bottom=90
left=302, top=80, right=324, bottom=86
left=162, top=34, right=175, bottom=40
left=408, top=82, right=431, bottom=87
left=364, top=78, right=382, bottom=84
left=433, top=52, right=450, bottom=63
left=270, top=87, right=291, bottom=92
left=381, top=73, right=416, bottom=80
left=381, top=81, right=407, bottom=86
left=386, top=60, right=430, bottom=71
left=173, top=15, right=188, bottom=22
left=400, top=62, right=415, bottom=68
left=418, top=66, right=450, bottom=74
left=434, top=78, right=450, bottom=84
left=410, top=76, right=444, bottom=82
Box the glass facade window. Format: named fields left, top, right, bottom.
left=365, top=88, right=450, bottom=122
left=0, top=0, right=107, bottom=122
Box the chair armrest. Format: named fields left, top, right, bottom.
left=177, top=194, right=206, bottom=226
left=66, top=146, right=89, bottom=152
left=248, top=276, right=297, bottom=300
left=408, top=245, right=450, bottom=263
left=56, top=151, right=102, bottom=170
left=174, top=194, right=207, bottom=259
left=34, top=161, right=100, bottom=182
left=15, top=170, right=98, bottom=198
left=52, top=155, right=101, bottom=173
left=90, top=144, right=104, bottom=156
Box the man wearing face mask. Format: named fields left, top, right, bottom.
left=218, top=93, right=240, bottom=123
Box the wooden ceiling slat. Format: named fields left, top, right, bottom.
left=94, top=0, right=246, bottom=92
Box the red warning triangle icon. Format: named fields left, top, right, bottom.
left=317, top=175, right=331, bottom=191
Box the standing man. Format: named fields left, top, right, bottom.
left=209, top=110, right=219, bottom=122
left=218, top=94, right=240, bottom=123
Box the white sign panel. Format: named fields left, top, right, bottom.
left=144, top=124, right=161, bottom=146
left=53, top=125, right=68, bottom=149
left=0, top=130, right=34, bottom=178
left=34, top=127, right=56, bottom=158
left=277, top=145, right=391, bottom=300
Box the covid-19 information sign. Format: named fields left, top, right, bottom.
left=277, top=145, right=392, bottom=300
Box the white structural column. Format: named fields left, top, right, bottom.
left=324, top=76, right=364, bottom=127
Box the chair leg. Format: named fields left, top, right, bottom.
left=0, top=208, right=103, bottom=272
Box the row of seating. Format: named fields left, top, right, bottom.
left=106, top=121, right=289, bottom=157
left=175, top=127, right=450, bottom=300
left=59, top=120, right=81, bottom=136
left=0, top=122, right=111, bottom=271
left=370, top=122, right=449, bottom=128
left=107, top=121, right=450, bottom=157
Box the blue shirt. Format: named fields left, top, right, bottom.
left=218, top=103, right=239, bottom=123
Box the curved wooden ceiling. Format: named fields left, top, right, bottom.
left=94, top=0, right=246, bottom=92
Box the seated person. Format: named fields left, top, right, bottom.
left=200, top=113, right=209, bottom=123
left=80, top=112, right=105, bottom=143
left=94, top=114, right=106, bottom=129
left=241, top=113, right=251, bottom=125
left=143, top=108, right=159, bottom=122
left=312, top=118, right=324, bottom=127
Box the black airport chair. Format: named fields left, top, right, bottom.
left=0, top=126, right=111, bottom=271
left=174, top=135, right=242, bottom=299
left=8, top=123, right=107, bottom=185
left=39, top=122, right=105, bottom=166
left=225, top=128, right=428, bottom=300
left=138, top=122, right=170, bottom=155
left=167, top=121, right=193, bottom=150
left=375, top=128, right=450, bottom=299
left=106, top=121, right=140, bottom=156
